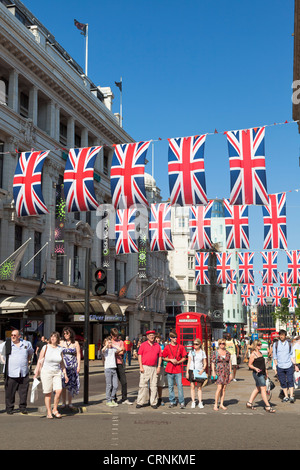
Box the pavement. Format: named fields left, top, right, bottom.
left=1, top=358, right=300, bottom=416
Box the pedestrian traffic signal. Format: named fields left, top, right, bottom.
left=93, top=267, right=107, bottom=296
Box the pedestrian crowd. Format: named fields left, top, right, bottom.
left=0, top=327, right=299, bottom=417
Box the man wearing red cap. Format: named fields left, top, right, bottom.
left=136, top=330, right=162, bottom=409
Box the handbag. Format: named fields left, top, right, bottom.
left=35, top=345, right=47, bottom=377
left=266, top=377, right=275, bottom=392
left=192, top=351, right=208, bottom=381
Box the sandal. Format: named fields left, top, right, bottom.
left=46, top=414, right=53, bottom=419
left=246, top=402, right=257, bottom=410
left=52, top=411, right=62, bottom=418
left=265, top=406, right=276, bottom=413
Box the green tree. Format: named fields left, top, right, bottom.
left=271, top=285, right=300, bottom=331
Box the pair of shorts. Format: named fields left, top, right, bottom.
left=41, top=368, right=63, bottom=394
left=230, top=354, right=237, bottom=366
left=252, top=371, right=266, bottom=388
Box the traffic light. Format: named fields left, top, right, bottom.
left=92, top=267, right=107, bottom=296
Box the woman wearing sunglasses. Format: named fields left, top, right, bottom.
left=186, top=339, right=207, bottom=409
left=247, top=340, right=275, bottom=413
left=211, top=338, right=232, bottom=411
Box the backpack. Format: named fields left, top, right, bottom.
left=275, top=340, right=292, bottom=354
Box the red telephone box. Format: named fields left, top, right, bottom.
left=176, top=312, right=212, bottom=386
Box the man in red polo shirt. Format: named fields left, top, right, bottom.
left=136, top=330, right=162, bottom=409
left=163, top=332, right=187, bottom=408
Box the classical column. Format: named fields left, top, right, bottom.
left=67, top=116, right=75, bottom=149
left=28, top=86, right=38, bottom=126
left=8, top=69, right=18, bottom=112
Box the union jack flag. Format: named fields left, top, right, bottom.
left=63, top=146, right=101, bottom=212
left=225, top=270, right=237, bottom=294
left=241, top=284, right=255, bottom=306
left=257, top=287, right=267, bottom=306
left=115, top=208, right=138, bottom=254
left=149, top=203, right=174, bottom=252
left=261, top=251, right=278, bottom=284
left=110, top=141, right=150, bottom=209
left=189, top=201, right=213, bottom=250
left=195, top=252, right=210, bottom=285
left=286, top=250, right=300, bottom=284
left=224, top=199, right=249, bottom=249
left=289, top=287, right=299, bottom=308
left=226, top=126, right=268, bottom=205
left=279, top=272, right=291, bottom=298
left=272, top=287, right=283, bottom=307
left=238, top=252, right=254, bottom=284
left=215, top=253, right=233, bottom=284
left=168, top=135, right=208, bottom=206
left=263, top=284, right=274, bottom=299
left=262, top=193, right=287, bottom=250
left=13, top=150, right=50, bottom=217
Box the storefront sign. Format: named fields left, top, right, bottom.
left=73, top=314, right=126, bottom=322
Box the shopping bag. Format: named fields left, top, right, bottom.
left=294, top=371, right=300, bottom=389
left=30, top=378, right=40, bottom=403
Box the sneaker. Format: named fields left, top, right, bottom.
left=198, top=401, right=204, bottom=409
left=191, top=401, right=196, bottom=409
left=290, top=396, right=295, bottom=403
left=111, top=401, right=119, bottom=407
left=180, top=403, right=185, bottom=409
left=169, top=403, right=177, bottom=408
left=282, top=397, right=289, bottom=403
left=122, top=399, right=133, bottom=405
left=106, top=401, right=115, bottom=407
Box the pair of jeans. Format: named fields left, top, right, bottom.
left=277, top=365, right=294, bottom=389
left=167, top=372, right=184, bottom=405
left=105, top=368, right=118, bottom=402
left=123, top=351, right=131, bottom=366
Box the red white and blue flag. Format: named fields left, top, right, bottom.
left=257, top=287, right=267, bottom=306
left=149, top=203, right=174, bottom=252
left=189, top=201, right=213, bottom=250
left=241, top=284, right=255, bottom=306
left=110, top=141, right=150, bottom=209
left=286, top=250, right=300, bottom=285
left=63, top=146, right=101, bottom=212
left=279, top=272, right=291, bottom=298
left=168, top=135, right=208, bottom=206
left=262, top=193, right=287, bottom=250
left=272, top=287, right=282, bottom=307
left=226, top=126, right=268, bottom=205
left=195, top=252, right=210, bottom=285
left=13, top=150, right=49, bottom=217
left=226, top=271, right=237, bottom=295
left=115, top=208, right=138, bottom=254
left=238, top=252, right=255, bottom=284
left=215, top=253, right=233, bottom=285
left=261, top=251, right=278, bottom=284
left=289, top=287, right=299, bottom=308
left=224, top=199, right=249, bottom=249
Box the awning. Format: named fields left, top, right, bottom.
left=62, top=299, right=105, bottom=314
left=0, top=296, right=53, bottom=314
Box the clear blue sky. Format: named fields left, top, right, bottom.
left=24, top=0, right=300, bottom=281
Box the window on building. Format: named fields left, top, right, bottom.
left=15, top=225, right=22, bottom=276
left=0, top=78, right=8, bottom=105
left=59, top=122, right=67, bottom=146
left=103, top=149, right=109, bottom=175
left=19, top=91, right=29, bottom=118
left=188, top=255, right=194, bottom=270
left=34, top=231, right=41, bottom=279
left=188, top=277, right=194, bottom=291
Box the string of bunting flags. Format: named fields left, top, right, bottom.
left=5, top=119, right=300, bottom=306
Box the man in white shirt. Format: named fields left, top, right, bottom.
left=0, top=330, right=34, bottom=415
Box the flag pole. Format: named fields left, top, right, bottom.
left=120, top=77, right=123, bottom=128
left=85, top=24, right=89, bottom=76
